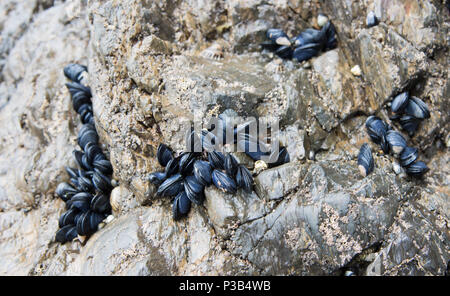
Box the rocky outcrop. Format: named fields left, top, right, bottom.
left=0, top=0, right=448, bottom=275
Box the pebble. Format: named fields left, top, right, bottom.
left=351, top=65, right=362, bottom=76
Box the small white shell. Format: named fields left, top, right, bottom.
left=317, top=14, right=329, bottom=27
left=253, top=160, right=268, bottom=174
left=351, top=65, right=362, bottom=76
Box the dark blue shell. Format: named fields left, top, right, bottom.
left=193, top=160, right=212, bottom=186
left=405, top=96, right=430, bottom=119
left=212, top=169, right=237, bottom=194
left=179, top=152, right=196, bottom=176
left=225, top=154, right=239, bottom=178
left=357, top=143, right=374, bottom=177
left=157, top=173, right=183, bottom=197
left=63, top=63, right=87, bottom=83
left=164, top=157, right=180, bottom=177
left=90, top=193, right=111, bottom=214
left=172, top=191, right=191, bottom=221
left=391, top=92, right=409, bottom=113
left=399, top=147, right=418, bottom=168
left=92, top=169, right=113, bottom=193
left=405, top=161, right=429, bottom=177
left=58, top=208, right=79, bottom=228
left=184, top=175, right=205, bottom=205
left=157, top=144, right=173, bottom=167
left=266, top=29, right=290, bottom=45
left=148, top=171, right=167, bottom=186
left=292, top=43, right=320, bottom=62
left=365, top=116, right=388, bottom=144
left=236, top=165, right=253, bottom=193
left=386, top=130, right=407, bottom=154
left=70, top=192, right=93, bottom=213
left=208, top=151, right=226, bottom=170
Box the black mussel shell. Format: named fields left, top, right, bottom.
left=76, top=210, right=104, bottom=236
left=73, top=150, right=86, bottom=170
left=365, top=116, right=387, bottom=144
left=81, top=153, right=93, bottom=171
left=148, top=171, right=167, bottom=186
left=357, top=143, right=374, bottom=177
left=399, top=115, right=421, bottom=136
left=212, top=169, right=237, bottom=194
left=157, top=173, right=184, bottom=197
left=391, top=92, right=409, bottom=113
left=66, top=81, right=92, bottom=98
left=322, top=21, right=337, bottom=50
left=266, top=29, right=291, bottom=46
left=268, top=146, right=290, bottom=168
left=399, top=147, right=418, bottom=167
left=173, top=191, right=191, bottom=220
left=405, top=161, right=429, bottom=177
left=93, top=159, right=113, bottom=175
left=90, top=193, right=111, bottom=214
left=55, top=224, right=77, bottom=243
left=236, top=165, right=253, bottom=193
left=292, top=43, right=320, bottom=63
left=366, top=11, right=379, bottom=28
left=193, top=160, right=212, bottom=186
left=225, top=154, right=239, bottom=178
left=93, top=152, right=106, bottom=162
left=76, top=175, right=95, bottom=193
left=275, top=45, right=293, bottom=59
left=56, top=182, right=78, bottom=202
left=179, top=152, right=196, bottom=176
left=208, top=151, right=226, bottom=170
left=292, top=28, right=325, bottom=48
left=70, top=192, right=93, bottom=212
left=386, top=130, right=407, bottom=154
left=64, top=63, right=87, bottom=83
left=260, top=40, right=280, bottom=52
left=405, top=96, right=430, bottom=119
left=84, top=142, right=103, bottom=165
left=164, top=157, right=180, bottom=177
left=184, top=175, right=205, bottom=205
left=92, top=169, right=113, bottom=193
left=157, top=144, right=173, bottom=167
left=58, top=208, right=79, bottom=228
left=65, top=166, right=79, bottom=179
left=77, top=124, right=98, bottom=150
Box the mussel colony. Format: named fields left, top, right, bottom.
left=261, top=17, right=337, bottom=63
left=357, top=92, right=430, bottom=178
left=148, top=115, right=290, bottom=221
left=54, top=64, right=114, bottom=243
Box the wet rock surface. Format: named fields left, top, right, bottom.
left=0, top=0, right=448, bottom=275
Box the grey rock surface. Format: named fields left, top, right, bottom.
left=0, top=0, right=448, bottom=275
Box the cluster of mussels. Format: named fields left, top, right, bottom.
left=54, top=64, right=114, bottom=243
left=149, top=115, right=290, bottom=220
left=261, top=17, right=337, bottom=63
left=389, top=91, right=430, bottom=137
left=357, top=115, right=429, bottom=178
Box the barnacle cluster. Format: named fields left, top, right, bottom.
left=149, top=114, right=290, bottom=221
left=360, top=115, right=429, bottom=178
left=261, top=16, right=337, bottom=63
left=54, top=64, right=114, bottom=243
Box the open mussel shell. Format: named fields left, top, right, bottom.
left=58, top=208, right=79, bottom=228
left=212, top=169, right=237, bottom=194
left=357, top=143, right=374, bottom=177
left=391, top=92, right=409, bottom=113
left=157, top=144, right=173, bottom=167
left=70, top=192, right=93, bottom=212
left=172, top=191, right=191, bottom=221
left=63, top=63, right=87, bottom=83
left=55, top=224, right=78, bottom=243
left=405, top=161, right=429, bottom=177
left=93, top=159, right=113, bottom=175
left=399, top=147, right=418, bottom=167
left=405, top=96, right=430, bottom=119
left=236, top=165, right=253, bottom=193
left=386, top=130, right=407, bottom=154
left=90, top=193, right=111, bottom=214
left=225, top=154, right=239, bottom=178
left=208, top=151, right=226, bottom=170
left=184, top=175, right=205, bottom=205
left=193, top=160, right=212, bottom=186
left=92, top=169, right=113, bottom=193
left=148, top=171, right=167, bottom=186
left=56, top=182, right=78, bottom=202
left=157, top=173, right=184, bottom=197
